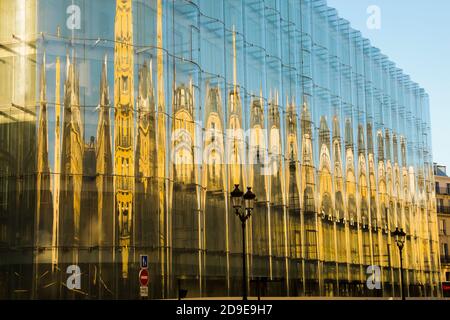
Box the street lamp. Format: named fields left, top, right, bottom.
left=230, top=184, right=256, bottom=300
left=392, top=227, right=407, bottom=300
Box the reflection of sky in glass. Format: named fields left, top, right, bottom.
left=328, top=0, right=450, bottom=167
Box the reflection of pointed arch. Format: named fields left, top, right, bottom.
left=268, top=98, right=282, bottom=188
left=227, top=82, right=244, bottom=187
left=358, top=123, right=369, bottom=227
left=301, top=96, right=317, bottom=240
left=345, top=118, right=357, bottom=224
left=332, top=116, right=344, bottom=220
left=203, top=86, right=225, bottom=189
left=172, top=84, right=195, bottom=185
left=172, top=129, right=194, bottom=183
left=249, top=98, right=266, bottom=186
left=286, top=100, right=298, bottom=162
left=319, top=116, right=332, bottom=218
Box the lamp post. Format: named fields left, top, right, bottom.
left=392, top=227, right=407, bottom=300
left=230, top=184, right=256, bottom=301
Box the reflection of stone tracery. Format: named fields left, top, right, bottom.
left=203, top=84, right=224, bottom=191
left=114, top=0, right=135, bottom=280
left=172, top=83, right=195, bottom=184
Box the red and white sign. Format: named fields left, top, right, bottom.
left=139, top=268, right=149, bottom=287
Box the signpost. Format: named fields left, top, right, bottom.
left=140, top=254, right=148, bottom=269
left=139, top=255, right=149, bottom=298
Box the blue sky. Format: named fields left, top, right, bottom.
left=327, top=0, right=450, bottom=169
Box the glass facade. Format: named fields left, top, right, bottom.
left=0, top=0, right=441, bottom=299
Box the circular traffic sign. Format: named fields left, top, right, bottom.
left=139, top=268, right=149, bottom=286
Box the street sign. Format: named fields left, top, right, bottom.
left=140, top=286, right=148, bottom=298
left=139, top=268, right=149, bottom=287
left=140, top=254, right=148, bottom=269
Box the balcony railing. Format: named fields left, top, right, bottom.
left=436, top=187, right=450, bottom=195
left=441, top=255, right=450, bottom=264
left=437, top=205, right=450, bottom=214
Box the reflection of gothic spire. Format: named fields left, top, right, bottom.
left=301, top=98, right=312, bottom=136
left=378, top=130, right=385, bottom=161
left=393, top=133, right=398, bottom=164
left=286, top=98, right=298, bottom=162
left=37, top=54, right=49, bottom=174
left=96, top=56, right=113, bottom=270
left=173, top=83, right=194, bottom=115
left=228, top=25, right=243, bottom=187
left=233, top=25, right=237, bottom=94
left=268, top=93, right=280, bottom=128
left=286, top=98, right=297, bottom=131
left=319, top=116, right=330, bottom=147
left=60, top=52, right=84, bottom=269
left=345, top=119, right=353, bottom=148
left=357, top=124, right=365, bottom=154
left=39, top=54, right=47, bottom=105
left=229, top=26, right=242, bottom=117
left=36, top=53, right=53, bottom=244
left=251, top=97, right=264, bottom=127
left=384, top=129, right=391, bottom=161
left=205, top=83, right=223, bottom=118
left=332, top=116, right=342, bottom=167
left=100, top=55, right=110, bottom=107
left=332, top=116, right=341, bottom=140
left=35, top=53, right=55, bottom=298
left=367, top=122, right=374, bottom=154
left=52, top=56, right=61, bottom=271
left=400, top=136, right=407, bottom=167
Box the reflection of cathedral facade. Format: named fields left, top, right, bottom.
left=0, top=0, right=442, bottom=299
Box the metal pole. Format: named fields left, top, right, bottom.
left=400, top=247, right=405, bottom=301
left=242, top=218, right=247, bottom=300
